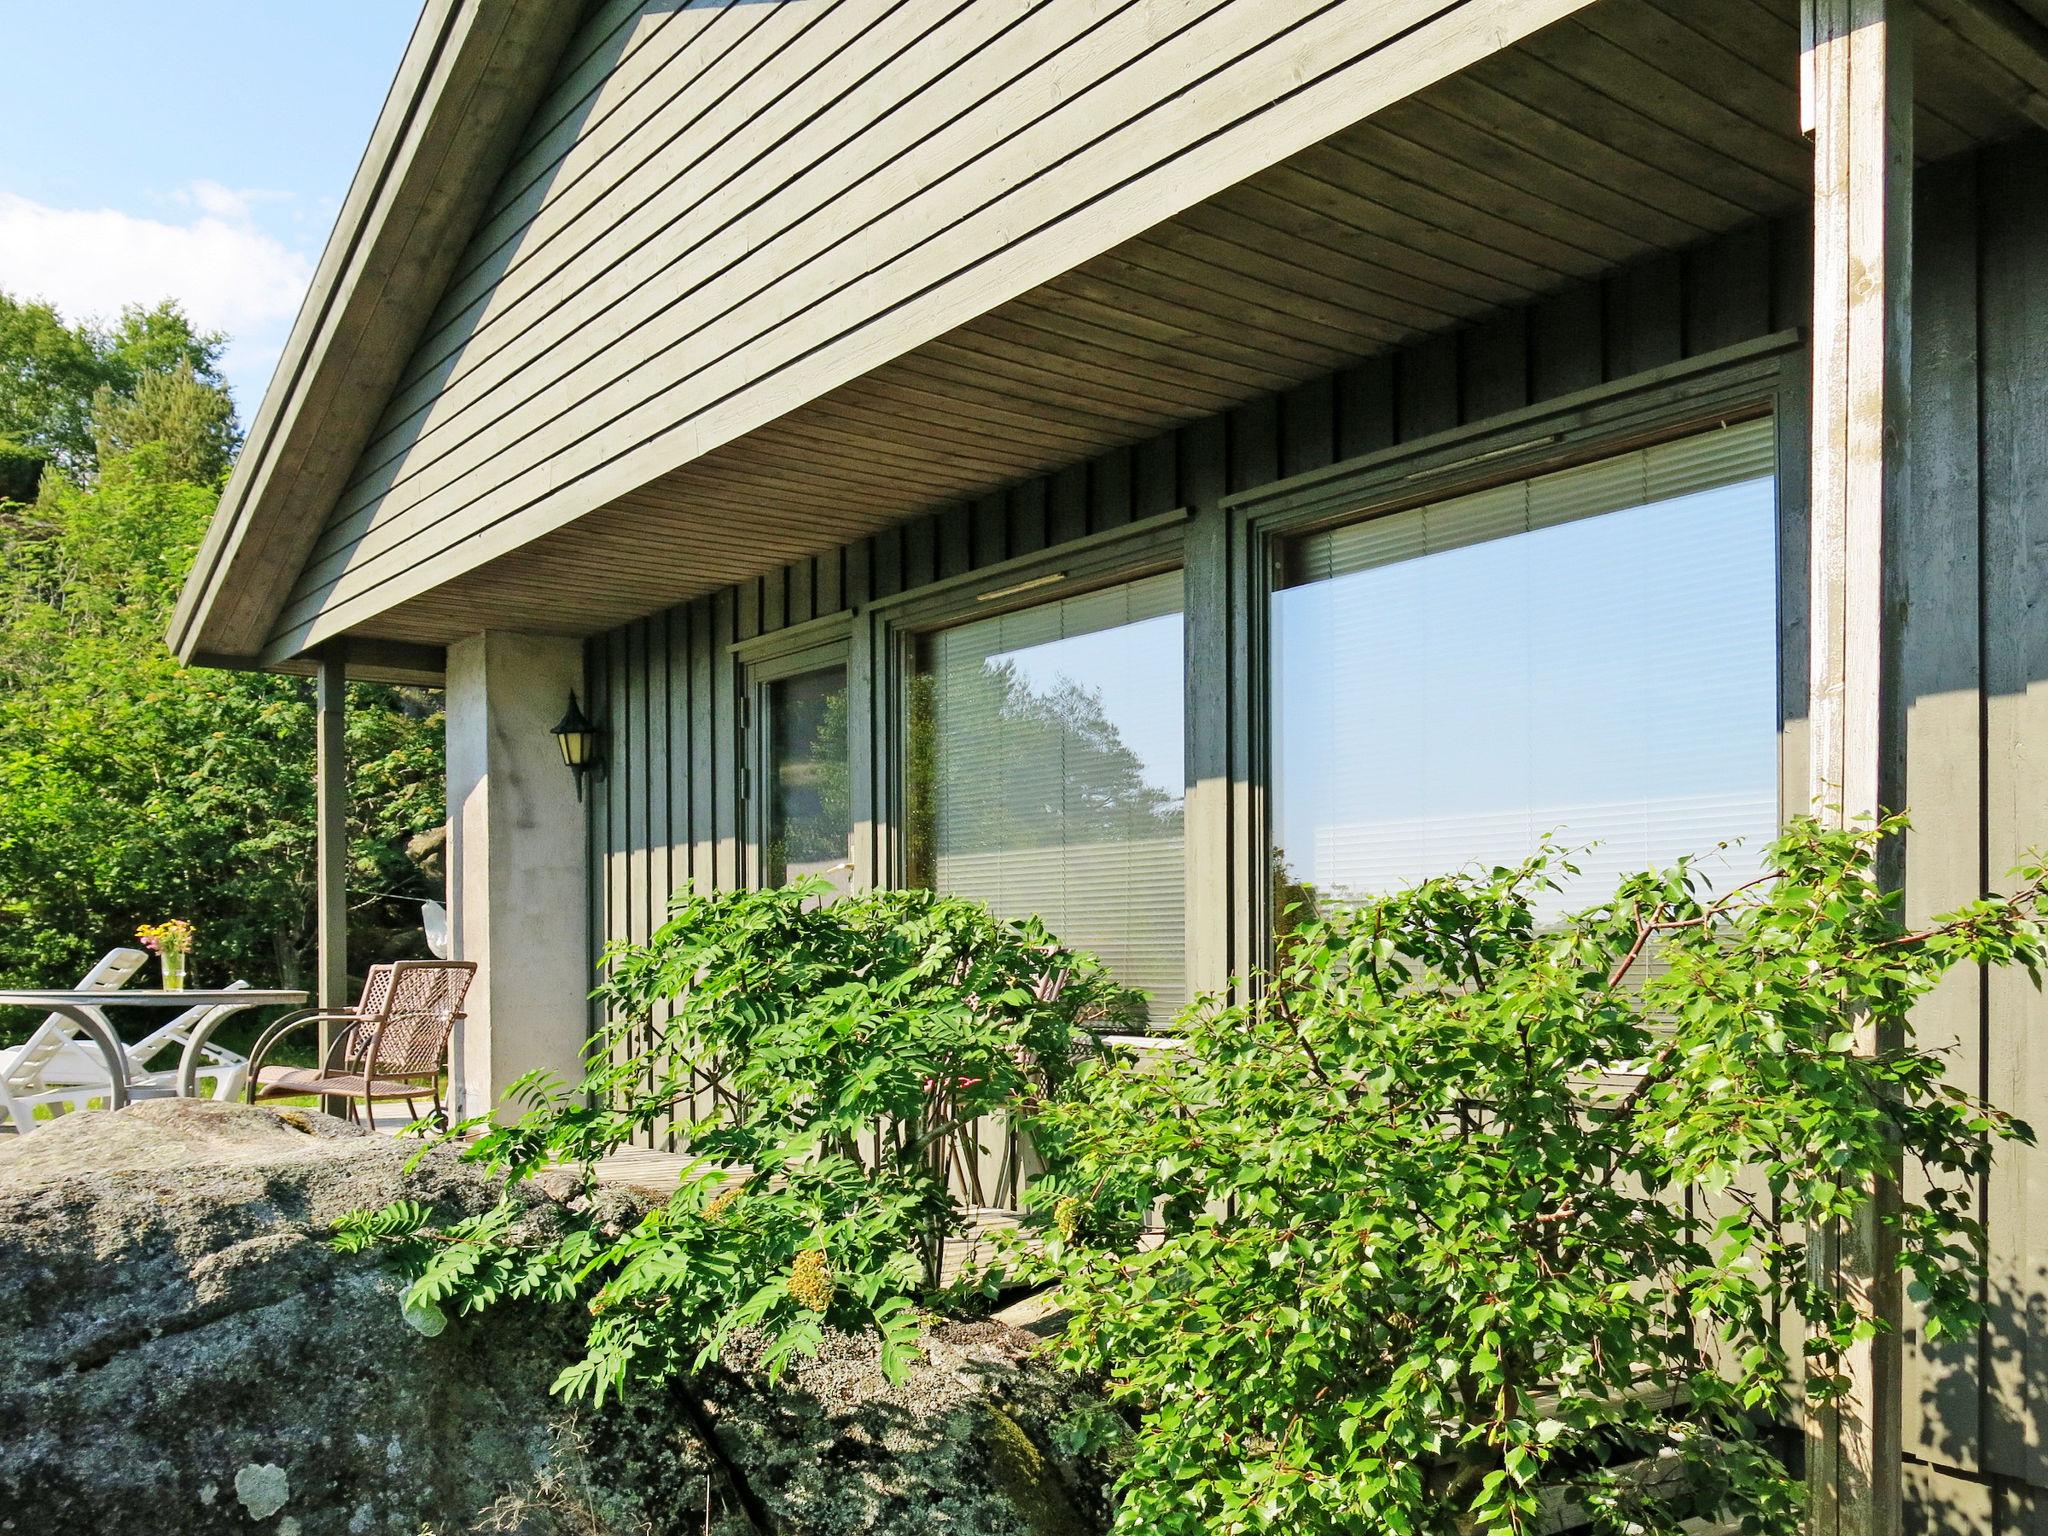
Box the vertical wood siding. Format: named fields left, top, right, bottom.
left=1972, top=135, right=2048, bottom=1508
left=583, top=138, right=2048, bottom=1507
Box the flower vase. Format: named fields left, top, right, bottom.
left=162, top=953, right=187, bottom=991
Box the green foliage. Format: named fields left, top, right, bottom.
left=332, top=1196, right=578, bottom=1342
left=340, top=881, right=1136, bottom=1404
left=0, top=294, right=107, bottom=471
left=0, top=290, right=230, bottom=472
left=0, top=296, right=442, bottom=1018
left=100, top=298, right=229, bottom=386
left=90, top=360, right=240, bottom=484
left=1027, top=818, right=2048, bottom=1536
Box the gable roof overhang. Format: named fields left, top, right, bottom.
left=173, top=0, right=2048, bottom=679
left=168, top=0, right=591, bottom=682
left=174, top=0, right=1626, bottom=678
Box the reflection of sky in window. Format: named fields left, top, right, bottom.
left=997, top=613, right=1185, bottom=804
left=1272, top=477, right=1778, bottom=914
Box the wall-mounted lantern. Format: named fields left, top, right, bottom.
left=550, top=691, right=604, bottom=802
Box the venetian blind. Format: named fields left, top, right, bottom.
left=1292, top=417, right=1777, bottom=585
left=912, top=571, right=1186, bottom=1024
left=1273, top=417, right=1779, bottom=922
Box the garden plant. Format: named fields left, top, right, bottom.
left=336, top=879, right=1133, bottom=1399
left=1025, top=816, right=2048, bottom=1536
left=339, top=819, right=2048, bottom=1536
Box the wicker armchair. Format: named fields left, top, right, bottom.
left=245, top=960, right=475, bottom=1130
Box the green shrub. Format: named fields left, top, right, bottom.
left=336, top=879, right=1135, bottom=1401
left=1026, top=816, right=2047, bottom=1536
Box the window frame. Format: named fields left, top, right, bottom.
left=733, top=612, right=854, bottom=892
left=1225, top=344, right=1800, bottom=968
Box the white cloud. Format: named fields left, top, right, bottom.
left=177, top=180, right=293, bottom=226
left=0, top=187, right=315, bottom=412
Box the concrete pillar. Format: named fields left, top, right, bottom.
left=444, top=632, right=589, bottom=1120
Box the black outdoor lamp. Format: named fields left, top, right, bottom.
left=551, top=691, right=604, bottom=802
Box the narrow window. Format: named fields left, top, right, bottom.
left=1270, top=417, right=1779, bottom=928
left=753, top=659, right=853, bottom=895
left=907, top=571, right=1185, bottom=1025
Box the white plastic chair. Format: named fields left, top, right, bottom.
left=113, top=981, right=253, bottom=1100
left=1, top=959, right=256, bottom=1131
left=0, top=948, right=148, bottom=1129
left=31, top=982, right=256, bottom=1100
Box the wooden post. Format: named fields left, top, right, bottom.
left=314, top=642, right=350, bottom=1114
left=1802, top=4, right=1911, bottom=1536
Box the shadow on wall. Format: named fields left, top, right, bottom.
left=1909, top=1268, right=2048, bottom=1535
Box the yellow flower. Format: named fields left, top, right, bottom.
left=1054, top=1196, right=1086, bottom=1242
left=136, top=918, right=195, bottom=958
left=702, top=1187, right=742, bottom=1224
left=788, top=1248, right=835, bottom=1314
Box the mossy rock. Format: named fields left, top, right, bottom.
left=0, top=1100, right=1117, bottom=1534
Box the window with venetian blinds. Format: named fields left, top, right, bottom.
left=907, top=571, right=1186, bottom=1024
left=1271, top=417, right=1779, bottom=923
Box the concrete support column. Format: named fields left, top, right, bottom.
left=445, top=632, right=589, bottom=1120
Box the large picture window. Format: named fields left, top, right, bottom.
left=1270, top=417, right=1779, bottom=924
left=906, top=571, right=1186, bottom=1024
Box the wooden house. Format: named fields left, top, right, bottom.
left=174, top=1, right=2048, bottom=1524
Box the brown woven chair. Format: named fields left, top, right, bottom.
left=245, top=960, right=475, bottom=1130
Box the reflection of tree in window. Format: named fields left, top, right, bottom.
left=907, top=660, right=1183, bottom=867
left=905, top=574, right=1186, bottom=1023
left=766, top=666, right=852, bottom=891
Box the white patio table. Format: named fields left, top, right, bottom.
left=0, top=989, right=308, bottom=1110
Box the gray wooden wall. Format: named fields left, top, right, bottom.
left=584, top=137, right=2048, bottom=1524
left=272, top=0, right=1587, bottom=657
left=1895, top=137, right=2048, bottom=1535
left=585, top=205, right=1803, bottom=992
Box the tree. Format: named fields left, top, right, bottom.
left=101, top=298, right=229, bottom=387
left=0, top=294, right=440, bottom=1024
left=0, top=450, right=443, bottom=1003
left=0, top=293, right=105, bottom=474
left=91, top=361, right=239, bottom=484
left=0, top=290, right=232, bottom=478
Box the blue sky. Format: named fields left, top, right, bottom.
left=1, top=2, right=422, bottom=411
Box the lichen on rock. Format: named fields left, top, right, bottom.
left=0, top=1099, right=1116, bottom=1535
left=235, top=1462, right=289, bottom=1521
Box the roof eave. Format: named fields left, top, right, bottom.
left=170, top=0, right=589, bottom=670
